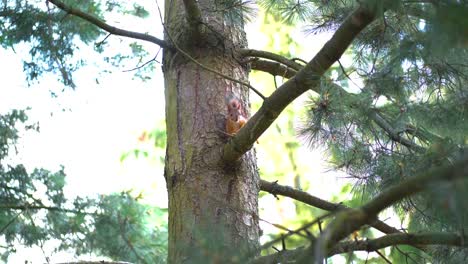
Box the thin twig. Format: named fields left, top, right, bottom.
left=375, top=250, right=393, bottom=264
left=117, top=213, right=148, bottom=264
left=155, top=1, right=265, bottom=99
left=0, top=204, right=96, bottom=215
left=246, top=212, right=332, bottom=261
left=0, top=210, right=24, bottom=234
left=123, top=47, right=162, bottom=72
left=337, top=59, right=361, bottom=89
left=96, top=33, right=111, bottom=47
left=260, top=180, right=403, bottom=236
left=47, top=0, right=170, bottom=49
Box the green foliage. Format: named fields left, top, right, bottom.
left=427, top=3, right=468, bottom=54
left=258, top=12, right=299, bottom=57
left=83, top=192, right=168, bottom=263
left=0, top=109, right=70, bottom=259
left=389, top=245, right=428, bottom=264
left=0, top=0, right=157, bottom=88
left=0, top=109, right=31, bottom=157
left=295, top=1, right=468, bottom=262
left=124, top=3, right=150, bottom=18
left=120, top=125, right=167, bottom=164
left=0, top=0, right=104, bottom=87
left=2, top=0, right=468, bottom=262
left=259, top=0, right=316, bottom=24
left=0, top=110, right=168, bottom=262
left=214, top=0, right=256, bottom=25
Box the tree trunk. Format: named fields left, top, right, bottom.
left=163, top=1, right=260, bottom=262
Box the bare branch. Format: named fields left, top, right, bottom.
left=251, top=59, right=298, bottom=79
left=46, top=0, right=170, bottom=49
left=249, top=247, right=303, bottom=264
left=223, top=4, right=379, bottom=162
left=248, top=212, right=332, bottom=262
left=240, top=49, right=304, bottom=71
left=0, top=204, right=94, bottom=215
left=123, top=48, right=162, bottom=72
left=177, top=48, right=267, bottom=98
left=182, top=0, right=203, bottom=38
left=57, top=260, right=132, bottom=264
left=260, top=180, right=402, bottom=236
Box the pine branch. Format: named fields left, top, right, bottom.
left=0, top=210, right=24, bottom=234
left=243, top=51, right=427, bottom=153
left=250, top=232, right=468, bottom=263
left=329, top=232, right=468, bottom=256
left=329, top=83, right=428, bottom=153
left=259, top=180, right=402, bottom=236
left=118, top=213, right=148, bottom=264
left=308, top=154, right=468, bottom=262
left=46, top=0, right=170, bottom=49
left=368, top=108, right=426, bottom=153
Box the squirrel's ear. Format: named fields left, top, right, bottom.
left=225, top=93, right=235, bottom=104
left=225, top=93, right=242, bottom=104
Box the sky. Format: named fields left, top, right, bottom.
left=1, top=45, right=166, bottom=197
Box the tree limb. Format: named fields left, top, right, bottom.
left=251, top=232, right=468, bottom=263
left=0, top=210, right=24, bottom=234
left=223, top=4, right=380, bottom=162
left=118, top=213, right=148, bottom=264
left=249, top=247, right=303, bottom=264
left=310, top=154, right=468, bottom=261
left=251, top=59, right=298, bottom=79
left=0, top=204, right=96, bottom=215
left=244, top=52, right=427, bottom=153
left=367, top=108, right=426, bottom=153
left=330, top=84, right=427, bottom=153
left=46, top=0, right=171, bottom=49
left=240, top=49, right=303, bottom=71
left=182, top=0, right=203, bottom=38
left=259, top=180, right=402, bottom=236
left=329, top=232, right=468, bottom=256
left=57, top=260, right=132, bottom=264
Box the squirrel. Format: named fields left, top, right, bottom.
left=225, top=96, right=247, bottom=136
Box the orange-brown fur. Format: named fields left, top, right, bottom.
left=226, top=97, right=247, bottom=136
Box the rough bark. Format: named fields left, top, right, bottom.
left=163, top=0, right=260, bottom=262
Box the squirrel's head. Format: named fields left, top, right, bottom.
left=229, top=99, right=240, bottom=110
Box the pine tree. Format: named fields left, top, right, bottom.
left=1, top=0, right=467, bottom=263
